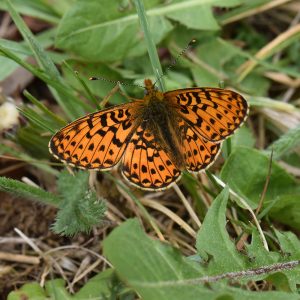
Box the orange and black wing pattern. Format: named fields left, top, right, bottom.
left=179, top=119, right=221, bottom=172
left=165, top=88, right=248, bottom=142
left=121, top=121, right=181, bottom=190
left=49, top=103, right=140, bottom=170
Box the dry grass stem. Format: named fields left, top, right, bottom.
left=141, top=198, right=197, bottom=238
left=221, top=0, right=295, bottom=25
left=237, top=23, right=300, bottom=81
left=173, top=183, right=201, bottom=228
left=0, top=251, right=40, bottom=264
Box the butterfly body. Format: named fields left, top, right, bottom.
left=140, top=87, right=186, bottom=171
left=49, top=79, right=248, bottom=191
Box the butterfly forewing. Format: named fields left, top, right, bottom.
left=165, top=88, right=248, bottom=142
left=121, top=122, right=181, bottom=190
left=49, top=103, right=140, bottom=170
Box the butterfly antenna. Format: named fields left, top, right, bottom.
left=89, top=76, right=145, bottom=89
left=153, top=39, right=197, bottom=87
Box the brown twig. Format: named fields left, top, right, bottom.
left=0, top=251, right=40, bottom=265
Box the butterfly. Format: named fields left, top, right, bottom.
left=49, top=79, right=248, bottom=191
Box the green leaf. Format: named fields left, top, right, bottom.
left=165, top=2, right=219, bottom=30
left=274, top=230, right=300, bottom=291
left=75, top=269, right=134, bottom=299
left=266, top=125, right=300, bottom=160
left=190, top=38, right=240, bottom=86
left=220, top=147, right=300, bottom=209
left=246, top=229, right=280, bottom=268
left=7, top=282, right=46, bottom=300
left=230, top=126, right=256, bottom=150
left=162, top=0, right=243, bottom=30
left=222, top=126, right=255, bottom=159
left=239, top=72, right=270, bottom=95
left=56, top=0, right=173, bottom=62
left=196, top=187, right=248, bottom=273
left=52, top=170, right=106, bottom=236
left=56, top=0, right=243, bottom=63
left=104, top=218, right=216, bottom=300
left=103, top=217, right=300, bottom=299
left=61, top=60, right=124, bottom=105
left=8, top=269, right=134, bottom=299
left=269, top=194, right=300, bottom=230
left=0, top=177, right=60, bottom=206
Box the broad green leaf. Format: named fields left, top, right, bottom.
left=191, top=65, right=220, bottom=87
left=196, top=38, right=239, bottom=70
left=166, top=3, right=219, bottom=30
left=45, top=279, right=71, bottom=299
left=230, top=126, right=256, bottom=150
left=7, top=282, right=46, bottom=300
left=165, top=0, right=243, bottom=30
left=239, top=72, right=270, bottom=95
left=56, top=0, right=173, bottom=62
left=190, top=38, right=242, bottom=87
left=75, top=269, right=134, bottom=299
left=104, top=218, right=218, bottom=300
left=220, top=147, right=300, bottom=209
left=7, top=269, right=138, bottom=299
left=270, top=195, right=300, bottom=229
left=56, top=0, right=244, bottom=62
left=103, top=218, right=300, bottom=300
left=274, top=230, right=300, bottom=291
left=246, top=229, right=280, bottom=268
left=197, top=187, right=248, bottom=273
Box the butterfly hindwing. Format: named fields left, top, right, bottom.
left=121, top=122, right=181, bottom=190
left=179, top=120, right=221, bottom=172
left=49, top=103, right=139, bottom=170
left=165, top=88, right=248, bottom=142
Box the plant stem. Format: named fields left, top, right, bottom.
left=134, top=0, right=165, bottom=91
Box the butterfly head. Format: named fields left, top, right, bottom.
left=144, top=79, right=164, bottom=101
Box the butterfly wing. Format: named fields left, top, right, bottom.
left=179, top=119, right=221, bottom=172
left=121, top=121, right=181, bottom=190
left=49, top=103, right=140, bottom=170
left=165, top=88, right=248, bottom=142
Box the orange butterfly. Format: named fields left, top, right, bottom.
left=49, top=79, right=248, bottom=191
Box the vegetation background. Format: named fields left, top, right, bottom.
left=0, top=0, right=300, bottom=299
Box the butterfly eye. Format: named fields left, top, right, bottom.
left=144, top=89, right=149, bottom=95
